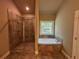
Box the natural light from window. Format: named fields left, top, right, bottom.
left=40, top=20, right=54, bottom=35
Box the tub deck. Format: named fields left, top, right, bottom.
left=38, top=38, right=63, bottom=54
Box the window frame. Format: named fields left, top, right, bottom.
left=39, top=20, right=55, bottom=36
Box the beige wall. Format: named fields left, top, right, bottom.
left=55, top=0, right=79, bottom=56
left=0, top=0, right=21, bottom=56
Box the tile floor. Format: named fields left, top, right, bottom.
left=5, top=42, right=66, bottom=59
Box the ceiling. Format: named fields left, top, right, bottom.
left=13, top=0, right=63, bottom=15
left=40, top=0, right=63, bottom=15
left=13, top=0, right=35, bottom=14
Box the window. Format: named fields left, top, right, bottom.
left=40, top=20, right=54, bottom=35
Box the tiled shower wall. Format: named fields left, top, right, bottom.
left=8, top=17, right=23, bottom=50
left=8, top=17, right=35, bottom=50
left=24, top=19, right=35, bottom=42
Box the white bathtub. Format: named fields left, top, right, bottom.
left=38, top=38, right=62, bottom=45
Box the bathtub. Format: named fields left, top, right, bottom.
left=38, top=38, right=62, bottom=45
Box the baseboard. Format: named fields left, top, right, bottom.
left=0, top=51, right=10, bottom=59
left=61, top=50, right=71, bottom=59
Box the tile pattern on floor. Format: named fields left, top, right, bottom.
left=5, top=42, right=66, bottom=59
